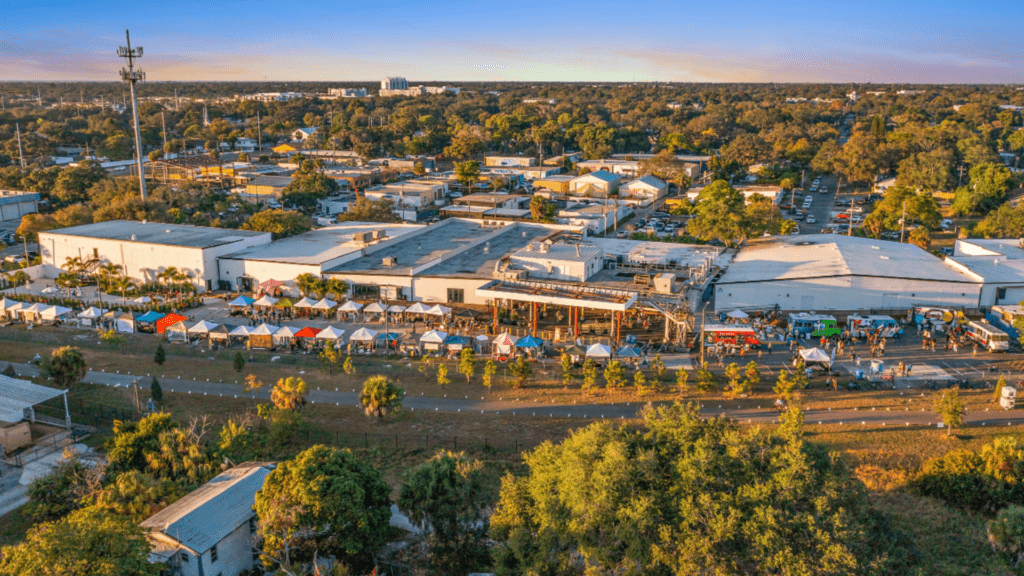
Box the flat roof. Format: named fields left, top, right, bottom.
left=719, top=234, right=976, bottom=285
left=221, top=222, right=422, bottom=266
left=946, top=256, right=1024, bottom=283
left=589, top=238, right=724, bottom=267
left=0, top=375, right=66, bottom=424
left=513, top=242, right=603, bottom=263
left=423, top=224, right=558, bottom=278
left=41, top=221, right=269, bottom=249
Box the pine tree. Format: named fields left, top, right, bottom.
left=676, top=368, right=689, bottom=391
left=604, top=361, right=625, bottom=388
left=582, top=359, right=598, bottom=395
left=153, top=343, right=166, bottom=366
left=458, top=349, right=475, bottom=383
left=150, top=376, right=162, bottom=405
left=560, top=353, right=574, bottom=387
left=482, top=360, right=497, bottom=389
left=232, top=351, right=245, bottom=373
left=437, top=364, right=450, bottom=388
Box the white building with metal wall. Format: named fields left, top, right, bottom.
left=714, top=234, right=981, bottom=313
left=945, top=238, right=1024, bottom=308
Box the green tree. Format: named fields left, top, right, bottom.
left=254, top=445, right=391, bottom=568
left=862, top=185, right=941, bottom=236
left=319, top=344, right=342, bottom=374
left=271, top=377, right=308, bottom=411
left=650, top=355, right=667, bottom=391
left=458, top=348, right=476, bottom=383
left=529, top=195, right=557, bottom=223
left=0, top=507, right=159, bottom=576
left=398, top=451, right=491, bottom=575
left=342, top=356, right=355, bottom=376
left=149, top=376, right=162, bottom=405
left=359, top=375, right=404, bottom=420
left=242, top=209, right=312, bottom=239
left=724, top=362, right=742, bottom=396
left=696, top=362, right=717, bottom=392
left=232, top=351, right=245, bottom=373
left=153, top=342, right=166, bottom=365
left=282, top=172, right=339, bottom=212
left=633, top=370, right=649, bottom=397
left=490, top=402, right=897, bottom=575
left=509, top=355, right=532, bottom=388
left=437, top=363, right=451, bottom=388
left=976, top=204, right=1024, bottom=238
left=454, top=160, right=480, bottom=192
left=582, top=359, right=599, bottom=394
left=91, top=469, right=182, bottom=522
left=908, top=227, right=931, bottom=250
left=743, top=361, right=761, bottom=391
left=935, top=387, right=966, bottom=436
left=675, top=367, right=689, bottom=391
left=988, top=505, right=1024, bottom=573
left=26, top=449, right=94, bottom=522
left=560, top=353, right=574, bottom=387
left=603, top=360, right=626, bottom=388
left=40, top=346, right=87, bottom=389
left=482, top=360, right=497, bottom=389
left=951, top=162, right=1015, bottom=216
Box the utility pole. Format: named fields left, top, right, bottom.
left=37, top=86, right=41, bottom=107
left=117, top=29, right=148, bottom=200
left=15, top=123, right=25, bottom=169
left=699, top=303, right=708, bottom=368
left=256, top=111, right=262, bottom=152
left=899, top=199, right=907, bottom=243
left=161, top=111, right=167, bottom=151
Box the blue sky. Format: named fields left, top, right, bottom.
left=1, top=0, right=1022, bottom=83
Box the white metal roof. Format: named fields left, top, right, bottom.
left=0, top=375, right=66, bottom=424
left=140, top=463, right=273, bottom=554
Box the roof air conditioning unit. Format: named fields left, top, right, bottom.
left=382, top=256, right=398, bottom=267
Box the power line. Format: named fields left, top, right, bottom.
left=117, top=29, right=148, bottom=200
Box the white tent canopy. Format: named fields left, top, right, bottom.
left=339, top=300, right=363, bottom=312
left=41, top=306, right=73, bottom=319
left=249, top=323, right=279, bottom=336
left=312, top=298, right=338, bottom=310
left=133, top=296, right=153, bottom=304
left=316, top=326, right=346, bottom=341
left=405, top=302, right=431, bottom=314
left=78, top=306, right=105, bottom=319
left=187, top=320, right=219, bottom=335
left=292, top=297, right=317, bottom=309
left=426, top=305, right=451, bottom=316
left=420, top=330, right=448, bottom=343
left=726, top=309, right=749, bottom=319
left=388, top=304, right=407, bottom=313
left=0, top=298, right=21, bottom=312
left=253, top=295, right=278, bottom=307
left=229, top=325, right=251, bottom=337
left=798, top=347, right=832, bottom=366
left=349, top=327, right=377, bottom=342
left=364, top=302, right=386, bottom=314
left=586, top=343, right=612, bottom=358
left=272, top=326, right=298, bottom=343
left=166, top=321, right=189, bottom=342
left=41, top=287, right=59, bottom=295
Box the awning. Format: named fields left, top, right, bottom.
left=798, top=347, right=832, bottom=366
left=258, top=279, right=284, bottom=292
left=0, top=298, right=22, bottom=311
left=493, top=333, right=517, bottom=347
left=41, top=306, right=73, bottom=319
left=133, top=296, right=153, bottom=304
left=274, top=298, right=294, bottom=308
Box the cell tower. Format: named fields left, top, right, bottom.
left=117, top=29, right=148, bottom=200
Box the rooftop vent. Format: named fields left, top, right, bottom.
left=382, top=256, right=398, bottom=268
left=130, top=234, right=136, bottom=241
left=880, top=255, right=889, bottom=260
left=871, top=246, right=880, bottom=250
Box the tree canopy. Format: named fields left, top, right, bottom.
left=242, top=209, right=311, bottom=239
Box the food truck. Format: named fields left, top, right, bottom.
left=703, top=324, right=761, bottom=348
left=965, top=320, right=1010, bottom=352
left=787, top=313, right=842, bottom=338
left=847, top=315, right=902, bottom=338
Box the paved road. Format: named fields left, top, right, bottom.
left=11, top=361, right=1024, bottom=428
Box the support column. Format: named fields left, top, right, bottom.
left=62, top=392, right=71, bottom=429
left=664, top=314, right=671, bottom=341
left=574, top=307, right=580, bottom=339
left=615, top=311, right=622, bottom=344
left=531, top=302, right=538, bottom=336
left=493, top=299, right=499, bottom=335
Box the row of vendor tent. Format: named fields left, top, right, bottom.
left=0, top=298, right=74, bottom=322
left=227, top=296, right=454, bottom=317
left=559, top=343, right=645, bottom=360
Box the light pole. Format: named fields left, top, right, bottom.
left=117, top=29, right=148, bottom=200
left=699, top=302, right=709, bottom=368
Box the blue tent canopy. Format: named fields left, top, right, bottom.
left=516, top=335, right=544, bottom=348
left=375, top=332, right=400, bottom=342
left=444, top=335, right=471, bottom=345
left=136, top=311, right=165, bottom=323
left=616, top=346, right=642, bottom=358
left=229, top=295, right=255, bottom=307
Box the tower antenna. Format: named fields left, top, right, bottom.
left=118, top=29, right=148, bottom=200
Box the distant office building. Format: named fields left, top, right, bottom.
left=328, top=88, right=368, bottom=98
left=381, top=77, right=409, bottom=90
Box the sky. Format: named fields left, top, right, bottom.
left=1, top=0, right=1023, bottom=83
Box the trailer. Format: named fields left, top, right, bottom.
left=965, top=320, right=1010, bottom=352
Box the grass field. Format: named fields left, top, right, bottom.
left=2, top=327, right=1023, bottom=573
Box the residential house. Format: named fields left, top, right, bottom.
left=619, top=175, right=668, bottom=205
left=140, top=463, right=275, bottom=576
left=291, top=127, right=319, bottom=142
left=569, top=170, right=622, bottom=197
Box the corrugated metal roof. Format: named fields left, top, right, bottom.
left=0, top=375, right=66, bottom=424
left=140, top=463, right=274, bottom=554
left=574, top=170, right=620, bottom=183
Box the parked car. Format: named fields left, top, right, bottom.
left=940, top=247, right=954, bottom=255
left=941, top=219, right=953, bottom=230
left=806, top=215, right=816, bottom=224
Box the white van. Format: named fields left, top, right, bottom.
left=316, top=217, right=337, bottom=226
left=966, top=320, right=1010, bottom=352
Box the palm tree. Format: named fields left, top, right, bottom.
left=296, top=273, right=321, bottom=298
left=270, top=377, right=308, bottom=411
left=323, top=278, right=348, bottom=300
left=55, top=273, right=82, bottom=296
left=111, top=276, right=134, bottom=303
left=63, top=256, right=85, bottom=277
left=9, top=271, right=29, bottom=296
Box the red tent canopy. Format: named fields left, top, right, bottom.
left=156, top=313, right=189, bottom=334
left=258, top=279, right=284, bottom=292
left=294, top=327, right=321, bottom=338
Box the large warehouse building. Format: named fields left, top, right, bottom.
left=714, top=234, right=981, bottom=313
left=39, top=221, right=272, bottom=293
left=945, top=238, right=1024, bottom=309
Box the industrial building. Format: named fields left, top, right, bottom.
left=945, top=238, right=1024, bottom=308
left=39, top=221, right=271, bottom=292
left=0, top=190, right=39, bottom=222
left=714, top=234, right=981, bottom=313
left=217, top=223, right=422, bottom=290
